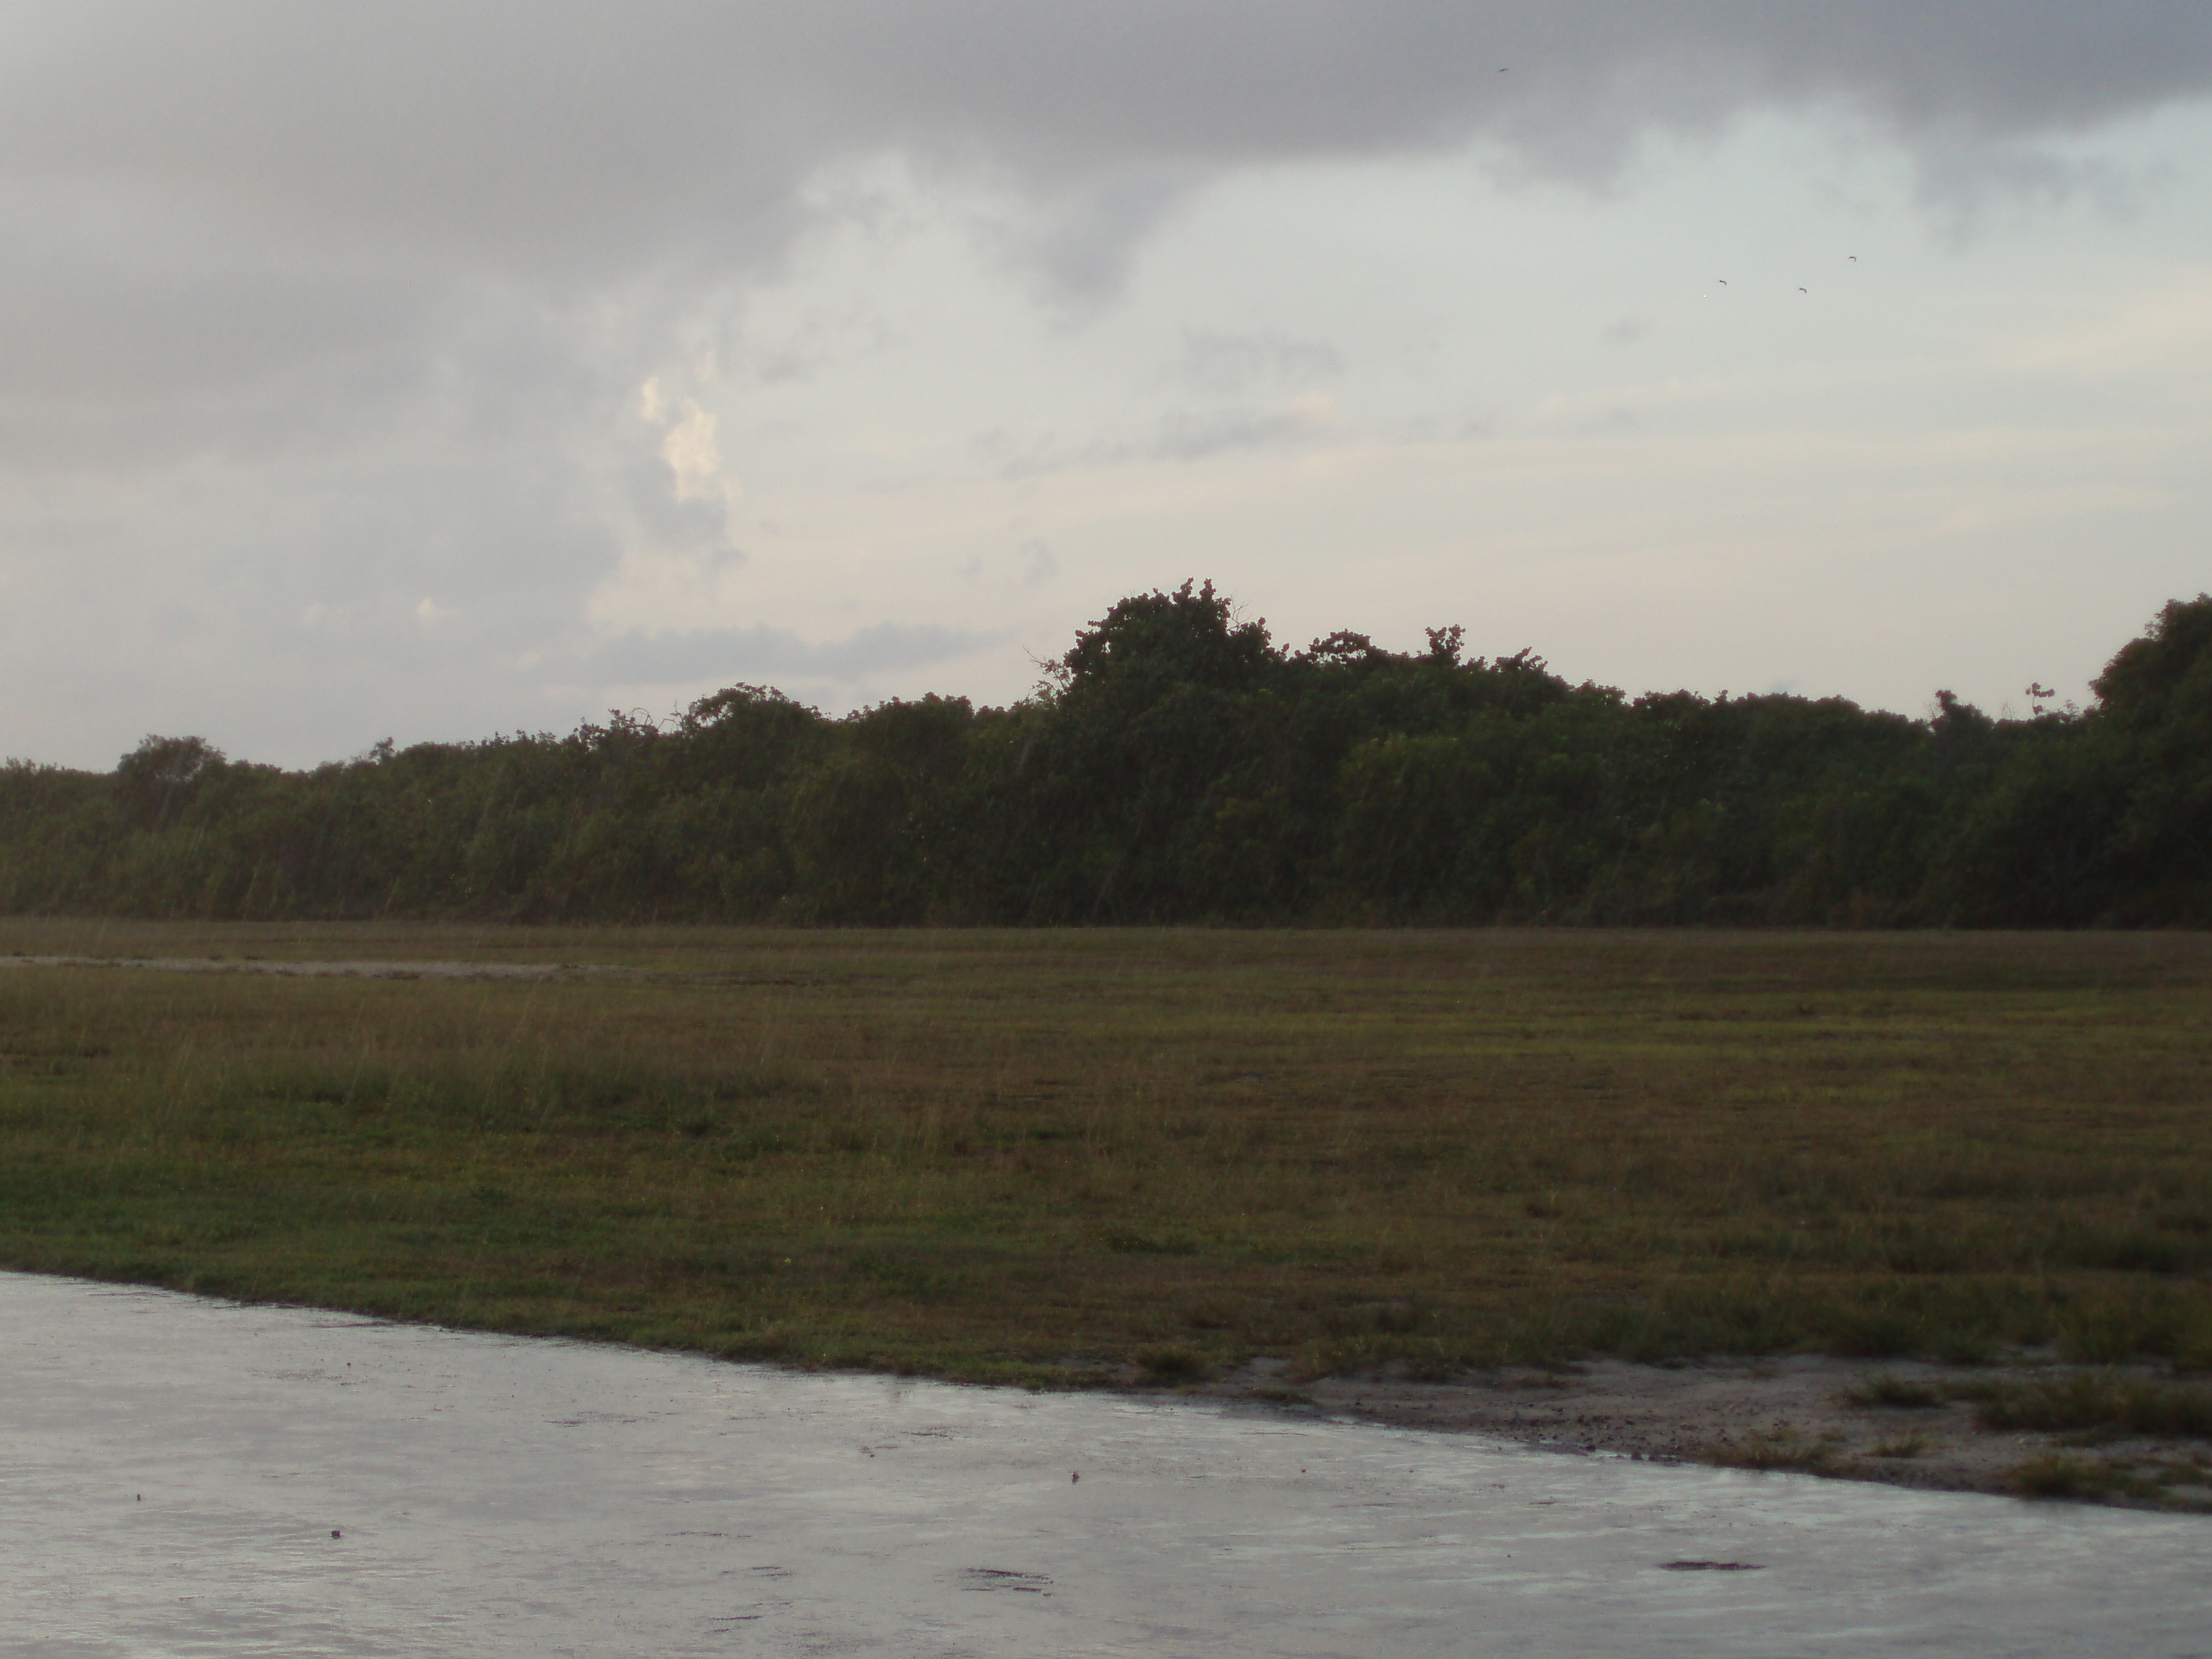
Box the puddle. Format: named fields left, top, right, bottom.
left=0, top=954, right=595, bottom=981
left=2, top=1270, right=2205, bottom=1657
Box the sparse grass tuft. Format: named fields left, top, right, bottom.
left=2009, top=1452, right=2102, bottom=1500
left=2009, top=1452, right=2212, bottom=1508
left=1707, top=1424, right=1848, bottom=1474
left=1868, top=1430, right=1932, bottom=1459
left=1840, top=1372, right=1947, bottom=1410
left=1969, top=1373, right=2212, bottom=1438
left=2008, top=1452, right=2157, bottom=1503
left=1137, top=1345, right=1214, bottom=1385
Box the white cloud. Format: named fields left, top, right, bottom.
left=660, top=401, right=732, bottom=507
left=639, top=375, right=742, bottom=517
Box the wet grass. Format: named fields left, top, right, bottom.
left=0, top=920, right=2209, bottom=1387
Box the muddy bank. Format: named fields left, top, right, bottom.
left=1203, top=1356, right=2212, bottom=1507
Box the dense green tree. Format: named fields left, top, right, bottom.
left=2094, top=595, right=2212, bottom=919
left=0, top=588, right=2203, bottom=928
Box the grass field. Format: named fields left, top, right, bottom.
left=1, top=920, right=2208, bottom=1386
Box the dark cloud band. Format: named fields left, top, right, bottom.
left=8, top=4, right=2208, bottom=275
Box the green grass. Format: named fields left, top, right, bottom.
left=1, top=920, right=2210, bottom=1386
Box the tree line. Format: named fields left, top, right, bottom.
left=2, top=584, right=2207, bottom=926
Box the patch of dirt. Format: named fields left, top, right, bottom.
left=1200, top=1355, right=2212, bottom=1507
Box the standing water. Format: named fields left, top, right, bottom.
left=2, top=1272, right=2204, bottom=1657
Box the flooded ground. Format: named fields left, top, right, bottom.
left=3, top=1274, right=2207, bottom=1657
left=0, top=954, right=586, bottom=981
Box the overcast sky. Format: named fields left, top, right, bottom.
left=5, top=2, right=2211, bottom=768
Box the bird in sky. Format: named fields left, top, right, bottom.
left=1718, top=279, right=1728, bottom=285
left=1799, top=287, right=1808, bottom=293
left=1848, top=255, right=1859, bottom=262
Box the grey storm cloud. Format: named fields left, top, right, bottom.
left=4, top=2, right=2205, bottom=430
left=8, top=5, right=2210, bottom=280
